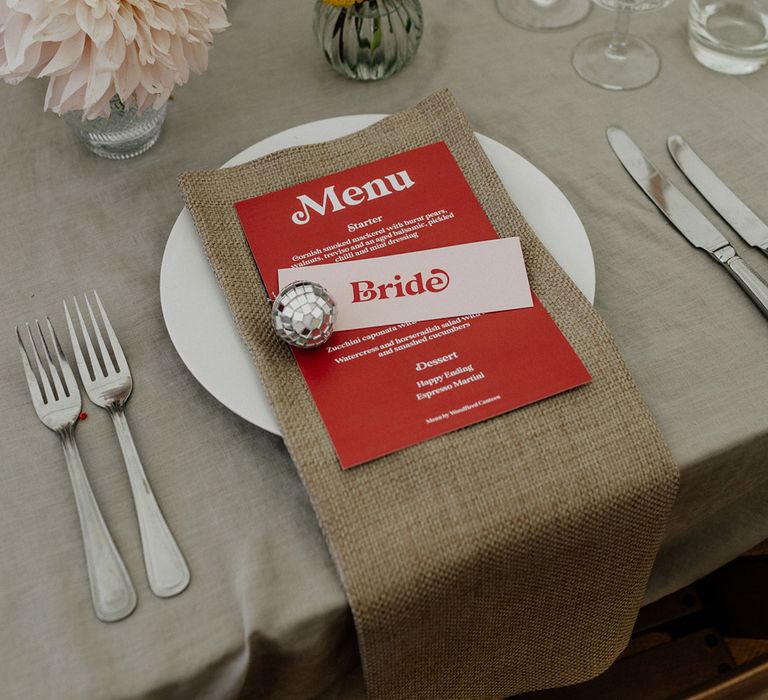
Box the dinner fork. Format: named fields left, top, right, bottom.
left=16, top=320, right=137, bottom=622
left=64, top=292, right=190, bottom=598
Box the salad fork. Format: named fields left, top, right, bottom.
left=16, top=320, right=137, bottom=622
left=64, top=292, right=190, bottom=598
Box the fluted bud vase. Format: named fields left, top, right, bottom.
left=313, top=0, right=423, bottom=81
left=63, top=95, right=168, bottom=160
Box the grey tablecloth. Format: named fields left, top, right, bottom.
left=1, top=1, right=767, bottom=699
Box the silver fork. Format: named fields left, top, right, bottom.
left=64, top=292, right=190, bottom=598
left=16, top=320, right=137, bottom=622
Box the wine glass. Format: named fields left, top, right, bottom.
left=572, top=0, right=677, bottom=90
left=496, top=0, right=592, bottom=31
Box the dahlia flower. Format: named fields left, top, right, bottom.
left=0, top=0, right=228, bottom=119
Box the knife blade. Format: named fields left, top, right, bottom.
left=667, top=134, right=768, bottom=256
left=607, top=126, right=768, bottom=320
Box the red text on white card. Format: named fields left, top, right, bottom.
left=351, top=269, right=450, bottom=303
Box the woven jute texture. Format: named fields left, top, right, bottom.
left=178, top=91, right=679, bottom=699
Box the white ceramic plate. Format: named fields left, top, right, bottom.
left=159, top=115, right=595, bottom=436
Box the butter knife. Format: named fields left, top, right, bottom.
left=667, top=135, right=768, bottom=256
left=607, top=126, right=768, bottom=320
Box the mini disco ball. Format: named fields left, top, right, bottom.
left=271, top=281, right=336, bottom=349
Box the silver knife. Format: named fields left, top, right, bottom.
left=607, top=126, right=768, bottom=320
left=668, top=134, right=768, bottom=256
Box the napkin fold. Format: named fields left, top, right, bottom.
left=178, top=90, right=678, bottom=699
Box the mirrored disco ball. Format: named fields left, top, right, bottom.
left=271, top=281, right=336, bottom=349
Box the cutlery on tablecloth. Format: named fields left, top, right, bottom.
left=667, top=135, right=768, bottom=257
left=16, top=320, right=137, bottom=622
left=607, top=126, right=768, bottom=320
left=64, top=292, right=190, bottom=598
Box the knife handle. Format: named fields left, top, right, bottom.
left=714, top=245, right=768, bottom=319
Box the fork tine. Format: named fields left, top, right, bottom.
left=25, top=322, right=53, bottom=403
left=47, top=317, right=77, bottom=398
left=92, top=290, right=127, bottom=371
left=36, top=320, right=64, bottom=401
left=72, top=297, right=104, bottom=380
left=63, top=300, right=93, bottom=384
left=84, top=292, right=117, bottom=374
left=16, top=326, right=45, bottom=409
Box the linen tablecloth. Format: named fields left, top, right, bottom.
left=0, top=1, right=767, bottom=698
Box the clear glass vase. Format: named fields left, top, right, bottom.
left=313, top=0, right=423, bottom=81
left=63, top=96, right=168, bottom=160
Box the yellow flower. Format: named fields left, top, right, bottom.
left=323, top=0, right=363, bottom=6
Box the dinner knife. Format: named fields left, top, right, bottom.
left=607, top=126, right=768, bottom=320
left=667, top=135, right=768, bottom=257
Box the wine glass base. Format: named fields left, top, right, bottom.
left=572, top=32, right=662, bottom=90
left=495, top=0, right=592, bottom=31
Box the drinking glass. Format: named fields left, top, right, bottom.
left=496, top=0, right=592, bottom=31
left=572, top=0, right=677, bottom=90
left=689, top=0, right=768, bottom=74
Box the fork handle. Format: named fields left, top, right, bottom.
left=110, top=409, right=190, bottom=598
left=60, top=432, right=137, bottom=622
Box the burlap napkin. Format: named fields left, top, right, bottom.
left=178, top=90, right=678, bottom=699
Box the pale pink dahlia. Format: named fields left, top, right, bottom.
left=0, top=0, right=228, bottom=119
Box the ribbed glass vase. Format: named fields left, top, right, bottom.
left=63, top=96, right=167, bottom=160
left=313, top=0, right=423, bottom=81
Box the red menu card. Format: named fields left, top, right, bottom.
left=235, top=142, right=591, bottom=468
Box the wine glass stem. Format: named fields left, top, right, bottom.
left=530, top=0, right=559, bottom=7
left=606, top=7, right=632, bottom=60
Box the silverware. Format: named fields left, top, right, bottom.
left=16, top=320, right=136, bottom=622
left=607, top=126, right=768, bottom=320
left=64, top=292, right=190, bottom=598
left=667, top=135, right=768, bottom=256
